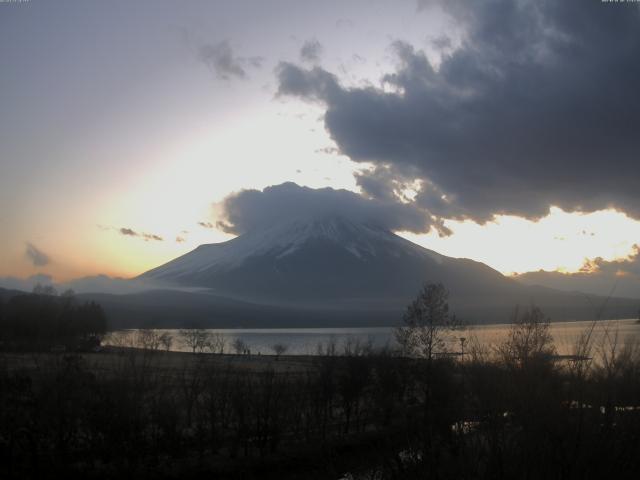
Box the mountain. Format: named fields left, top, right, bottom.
left=138, top=216, right=639, bottom=324
left=141, top=216, right=514, bottom=303
left=0, top=287, right=25, bottom=303
left=2, top=211, right=637, bottom=329
left=515, top=269, right=640, bottom=299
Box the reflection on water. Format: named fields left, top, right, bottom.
left=111, top=319, right=640, bottom=357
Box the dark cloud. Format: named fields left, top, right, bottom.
left=300, top=38, right=323, bottom=63
left=198, top=40, right=262, bottom=80
left=277, top=0, right=640, bottom=223
left=516, top=245, right=640, bottom=299
left=430, top=35, right=452, bottom=51
left=25, top=242, right=50, bottom=267
left=119, top=228, right=163, bottom=241
left=218, top=182, right=434, bottom=236
left=142, top=233, right=163, bottom=242
left=276, top=63, right=341, bottom=103
left=582, top=245, right=640, bottom=277
left=119, top=227, right=137, bottom=237
left=355, top=165, right=415, bottom=203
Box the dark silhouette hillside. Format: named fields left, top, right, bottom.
left=0, top=287, right=107, bottom=351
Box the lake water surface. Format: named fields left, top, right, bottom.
left=118, top=318, right=640, bottom=357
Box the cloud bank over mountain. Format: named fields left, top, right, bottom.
left=516, top=245, right=640, bottom=299
left=277, top=0, right=640, bottom=223
left=216, top=182, right=437, bottom=235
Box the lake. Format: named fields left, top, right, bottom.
left=112, top=318, right=640, bottom=357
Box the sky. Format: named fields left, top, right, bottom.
left=1, top=0, right=640, bottom=297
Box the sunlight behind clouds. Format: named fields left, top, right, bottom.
left=3, top=0, right=640, bottom=286
left=82, top=102, right=360, bottom=279
left=399, top=208, right=640, bottom=275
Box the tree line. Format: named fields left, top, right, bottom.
left=0, top=283, right=638, bottom=478
left=0, top=285, right=107, bottom=351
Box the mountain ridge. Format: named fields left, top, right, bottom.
left=3, top=216, right=635, bottom=328
left=135, top=215, right=638, bottom=325
left=140, top=215, right=516, bottom=305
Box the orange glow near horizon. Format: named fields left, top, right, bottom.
left=398, top=207, right=640, bottom=276
left=5, top=205, right=640, bottom=284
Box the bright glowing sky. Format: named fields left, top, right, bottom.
left=1, top=0, right=639, bottom=283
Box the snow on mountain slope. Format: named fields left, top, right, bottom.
left=131, top=215, right=640, bottom=323
left=140, top=215, right=513, bottom=303
left=143, top=216, right=442, bottom=279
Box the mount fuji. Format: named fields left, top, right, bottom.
left=134, top=215, right=636, bottom=325
left=140, top=216, right=514, bottom=303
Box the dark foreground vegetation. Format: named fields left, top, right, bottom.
left=0, top=287, right=107, bottom=352
left=0, top=285, right=639, bottom=479
left=0, top=325, right=639, bottom=478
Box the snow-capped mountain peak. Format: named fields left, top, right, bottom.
left=139, top=214, right=505, bottom=303
left=143, top=216, right=441, bottom=280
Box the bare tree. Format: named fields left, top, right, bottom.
left=343, top=336, right=374, bottom=357
left=105, top=330, right=134, bottom=351
left=180, top=329, right=211, bottom=354
left=60, top=288, right=76, bottom=300
left=271, top=343, right=288, bottom=359
left=316, top=337, right=337, bottom=356
left=205, top=332, right=226, bottom=354
left=232, top=338, right=247, bottom=355
left=497, top=305, right=555, bottom=369
left=136, top=329, right=162, bottom=351
left=395, top=283, right=460, bottom=361
left=32, top=283, right=57, bottom=296
left=159, top=332, right=173, bottom=352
